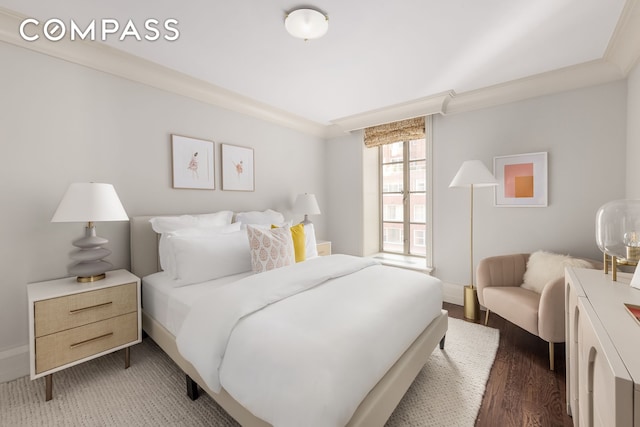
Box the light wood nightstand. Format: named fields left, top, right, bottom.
left=27, top=269, right=141, bottom=401
left=316, top=240, right=332, bottom=256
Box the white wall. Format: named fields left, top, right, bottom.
left=627, top=62, right=640, bottom=198
left=434, top=81, right=627, bottom=285
left=0, top=41, right=327, bottom=380
left=325, top=131, right=364, bottom=256
left=326, top=81, right=627, bottom=290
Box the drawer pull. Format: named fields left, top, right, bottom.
left=69, top=301, right=113, bottom=314
left=70, top=332, right=113, bottom=349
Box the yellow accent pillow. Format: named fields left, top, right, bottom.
left=272, top=223, right=306, bottom=262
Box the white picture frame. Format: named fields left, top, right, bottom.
left=493, top=152, right=548, bottom=207
left=221, top=143, right=254, bottom=191
left=171, top=135, right=215, bottom=190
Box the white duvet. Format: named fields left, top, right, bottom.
left=176, top=254, right=443, bottom=427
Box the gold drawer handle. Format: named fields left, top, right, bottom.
left=70, top=332, right=113, bottom=349
left=69, top=301, right=113, bottom=314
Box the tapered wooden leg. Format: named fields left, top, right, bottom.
left=45, top=374, right=53, bottom=401
left=549, top=342, right=555, bottom=371
left=484, top=309, right=490, bottom=326
left=186, top=375, right=199, bottom=401
left=439, top=335, right=446, bottom=349
left=124, top=347, right=130, bottom=369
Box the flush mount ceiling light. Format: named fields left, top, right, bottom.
left=285, top=8, right=328, bottom=40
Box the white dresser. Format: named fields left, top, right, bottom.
left=565, top=267, right=640, bottom=426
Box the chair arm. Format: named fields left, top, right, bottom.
left=476, top=253, right=529, bottom=306
left=538, top=276, right=566, bottom=343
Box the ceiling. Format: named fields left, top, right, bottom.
left=0, top=0, right=636, bottom=130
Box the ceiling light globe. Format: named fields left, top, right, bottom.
left=285, top=8, right=328, bottom=40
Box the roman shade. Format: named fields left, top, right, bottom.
left=363, top=117, right=425, bottom=148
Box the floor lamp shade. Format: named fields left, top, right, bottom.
left=51, top=183, right=129, bottom=282
left=449, top=160, right=497, bottom=320
left=449, top=160, right=499, bottom=188
left=293, top=193, right=321, bottom=225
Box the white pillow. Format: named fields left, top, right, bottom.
left=247, top=225, right=295, bottom=273
left=522, top=251, right=593, bottom=293
left=235, top=209, right=285, bottom=228
left=168, top=229, right=251, bottom=287
left=149, top=211, right=233, bottom=233
left=149, top=212, right=234, bottom=272
left=303, top=223, right=318, bottom=258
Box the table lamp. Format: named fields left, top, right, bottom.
left=293, top=193, right=321, bottom=225
left=51, top=183, right=129, bottom=282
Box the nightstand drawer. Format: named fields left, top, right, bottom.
left=35, top=282, right=137, bottom=337
left=35, top=312, right=138, bottom=374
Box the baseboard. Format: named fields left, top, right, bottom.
left=0, top=345, right=29, bottom=383
left=442, top=281, right=464, bottom=306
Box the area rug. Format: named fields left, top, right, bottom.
left=0, top=317, right=498, bottom=427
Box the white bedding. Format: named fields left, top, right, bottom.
left=142, top=271, right=253, bottom=336
left=173, top=254, right=443, bottom=427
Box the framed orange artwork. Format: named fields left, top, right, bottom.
left=493, top=152, right=547, bottom=207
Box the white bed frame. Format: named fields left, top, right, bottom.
left=130, top=215, right=448, bottom=427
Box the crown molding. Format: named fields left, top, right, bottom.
left=1, top=4, right=639, bottom=140
left=0, top=7, right=328, bottom=139
left=446, top=59, right=624, bottom=115
left=604, top=0, right=640, bottom=75
left=330, top=91, right=454, bottom=132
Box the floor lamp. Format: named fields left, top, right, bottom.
left=449, top=160, right=498, bottom=321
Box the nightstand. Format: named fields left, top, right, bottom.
left=316, top=240, right=332, bottom=256
left=27, top=269, right=141, bottom=401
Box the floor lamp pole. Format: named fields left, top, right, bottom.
left=464, top=184, right=481, bottom=321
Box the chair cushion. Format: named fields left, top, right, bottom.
left=522, top=251, right=593, bottom=293
left=484, top=286, right=540, bottom=336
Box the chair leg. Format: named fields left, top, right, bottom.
left=484, top=309, right=490, bottom=326
left=549, top=342, right=555, bottom=371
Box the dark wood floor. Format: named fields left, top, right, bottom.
left=443, top=302, right=573, bottom=427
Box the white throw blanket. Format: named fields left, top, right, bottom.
left=176, top=254, right=443, bottom=427
left=176, top=254, right=378, bottom=392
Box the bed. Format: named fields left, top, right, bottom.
left=130, top=213, right=448, bottom=427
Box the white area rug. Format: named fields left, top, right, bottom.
left=0, top=318, right=498, bottom=426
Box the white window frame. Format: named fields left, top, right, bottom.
left=378, top=116, right=432, bottom=267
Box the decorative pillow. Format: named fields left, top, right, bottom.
left=168, top=229, right=251, bottom=287
left=235, top=209, right=285, bottom=228
left=272, top=223, right=306, bottom=262
left=247, top=225, right=295, bottom=273
left=522, top=251, right=593, bottom=293
left=303, top=223, right=318, bottom=258
left=246, top=220, right=292, bottom=230
left=149, top=211, right=234, bottom=272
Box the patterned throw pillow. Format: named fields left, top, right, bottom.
left=247, top=225, right=295, bottom=273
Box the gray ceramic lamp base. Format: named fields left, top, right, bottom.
left=69, top=225, right=113, bottom=282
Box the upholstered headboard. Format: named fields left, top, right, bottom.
left=130, top=216, right=162, bottom=279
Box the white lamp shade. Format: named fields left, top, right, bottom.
left=285, top=9, right=328, bottom=40
left=449, top=160, right=498, bottom=188
left=293, top=193, right=321, bottom=215
left=51, top=183, right=128, bottom=223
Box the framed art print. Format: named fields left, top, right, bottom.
left=221, top=143, right=254, bottom=191
left=171, top=135, right=215, bottom=189
left=493, top=152, right=548, bottom=207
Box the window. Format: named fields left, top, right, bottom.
left=380, top=137, right=428, bottom=257
left=364, top=116, right=432, bottom=265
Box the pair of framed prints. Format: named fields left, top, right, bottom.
left=171, top=134, right=254, bottom=191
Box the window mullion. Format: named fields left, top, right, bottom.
left=403, top=141, right=410, bottom=254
